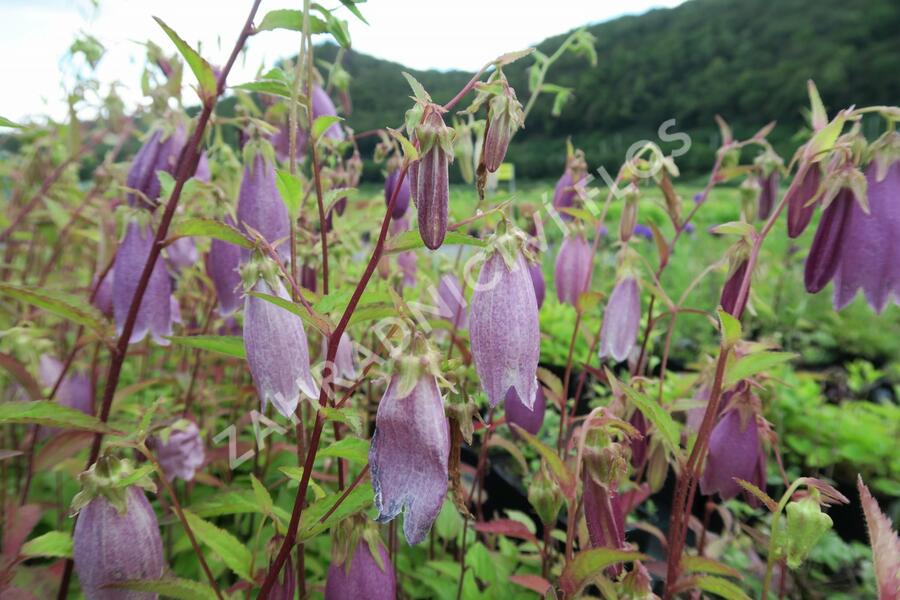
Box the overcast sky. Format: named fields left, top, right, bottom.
left=1, top=0, right=684, bottom=122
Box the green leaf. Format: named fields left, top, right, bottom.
left=725, top=351, right=796, bottom=387
left=317, top=406, right=363, bottom=436
left=608, top=371, right=682, bottom=460
left=247, top=291, right=333, bottom=336
left=717, top=308, right=742, bottom=347
left=114, top=464, right=156, bottom=488
left=0, top=401, right=121, bottom=434
left=338, top=0, right=369, bottom=24
left=169, top=217, right=253, bottom=249
left=275, top=169, right=302, bottom=219
left=298, top=482, right=374, bottom=540
left=278, top=466, right=327, bottom=499
left=188, top=490, right=291, bottom=522
left=510, top=424, right=575, bottom=498
left=0, top=116, right=22, bottom=129
left=693, top=575, right=753, bottom=600
left=806, top=114, right=847, bottom=159
left=153, top=17, right=217, bottom=102
left=167, top=336, right=245, bottom=359
left=20, top=531, right=72, bottom=558
left=386, top=128, right=419, bottom=163
left=401, top=72, right=430, bottom=102
left=312, top=115, right=343, bottom=139
left=232, top=79, right=293, bottom=99
left=807, top=79, right=827, bottom=130
left=386, top=230, right=485, bottom=254
left=318, top=437, right=369, bottom=464
left=0, top=284, right=107, bottom=333
left=711, top=221, right=755, bottom=237
left=682, top=555, right=742, bottom=579
left=182, top=509, right=253, bottom=581
left=250, top=474, right=274, bottom=517
left=559, top=548, right=646, bottom=595
left=107, top=577, right=218, bottom=600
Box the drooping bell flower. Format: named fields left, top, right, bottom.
left=833, top=161, right=900, bottom=312
left=397, top=251, right=417, bottom=288
left=300, top=262, right=318, bottom=293
left=480, top=73, right=524, bottom=173
left=599, top=276, right=641, bottom=363
left=552, top=149, right=588, bottom=220
left=114, top=220, right=173, bottom=346
left=126, top=126, right=187, bottom=209
left=410, top=107, right=454, bottom=250
left=325, top=537, right=395, bottom=600
left=786, top=163, right=822, bottom=238
left=206, top=216, right=242, bottom=316
left=469, top=242, right=540, bottom=409
left=582, top=473, right=626, bottom=576
left=528, top=260, right=546, bottom=309
left=720, top=259, right=749, bottom=317
left=323, top=332, right=359, bottom=383
left=92, top=266, right=114, bottom=318
left=312, top=85, right=345, bottom=141
left=369, top=354, right=449, bottom=545
left=384, top=169, right=411, bottom=219
left=243, top=268, right=318, bottom=417
left=165, top=236, right=199, bottom=271
left=269, top=120, right=308, bottom=163
left=236, top=148, right=290, bottom=260
left=804, top=188, right=853, bottom=293
left=152, top=420, right=205, bottom=482
left=37, top=355, right=93, bottom=439
left=437, top=274, right=467, bottom=329
left=266, top=537, right=296, bottom=600
left=629, top=410, right=649, bottom=470
left=71, top=456, right=164, bottom=600
left=554, top=234, right=593, bottom=306
left=700, top=407, right=766, bottom=505
left=504, top=385, right=545, bottom=435
left=758, top=171, right=780, bottom=220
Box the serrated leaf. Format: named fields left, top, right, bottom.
left=20, top=531, right=72, bottom=558
left=188, top=490, right=291, bottom=522
left=250, top=474, right=274, bottom=516
left=114, top=464, right=156, bottom=488
left=0, top=116, right=23, bottom=129
left=682, top=555, right=742, bottom=579
left=560, top=548, right=646, bottom=595
left=169, top=217, right=253, bottom=249
left=401, top=72, right=430, bottom=103
left=257, top=9, right=324, bottom=32
left=0, top=284, right=106, bottom=333
left=107, top=577, right=218, bottom=600
left=711, top=221, right=755, bottom=237
left=0, top=401, right=120, bottom=434
left=153, top=17, right=217, bottom=102
left=493, top=48, right=535, bottom=67
left=278, top=466, right=327, bottom=500
left=806, top=114, right=847, bottom=159
left=386, top=230, right=485, bottom=254
left=607, top=371, right=682, bottom=460
left=386, top=128, right=419, bottom=163
left=247, top=291, right=333, bottom=336
left=34, top=431, right=93, bottom=471
left=318, top=437, right=369, bottom=464
left=312, top=115, right=343, bottom=140
left=339, top=0, right=368, bottom=24
left=298, top=482, right=373, bottom=539
left=511, top=424, right=575, bottom=498
left=693, top=575, right=752, bottom=600
left=275, top=169, right=303, bottom=220
left=474, top=519, right=538, bottom=545
left=168, top=335, right=245, bottom=359
left=182, top=509, right=253, bottom=581
left=857, top=475, right=900, bottom=598
left=725, top=351, right=796, bottom=386
left=317, top=406, right=363, bottom=436
left=717, top=308, right=742, bottom=347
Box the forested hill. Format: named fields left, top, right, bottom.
left=320, top=0, right=900, bottom=179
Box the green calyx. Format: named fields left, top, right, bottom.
left=414, top=106, right=456, bottom=158
left=528, top=462, right=565, bottom=526
left=331, top=516, right=387, bottom=575
left=70, top=454, right=156, bottom=516
left=779, top=488, right=834, bottom=569
left=239, top=256, right=281, bottom=293
left=391, top=329, right=446, bottom=399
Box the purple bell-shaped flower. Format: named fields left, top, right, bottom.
left=126, top=125, right=187, bottom=209
left=700, top=407, right=766, bottom=505
left=153, top=420, right=205, bottom=482
left=325, top=538, right=396, bottom=600
left=411, top=109, right=453, bottom=250
left=599, top=277, right=641, bottom=363
left=786, top=163, right=822, bottom=238
left=206, top=216, right=242, bottom=316
left=311, top=85, right=345, bottom=141
left=437, top=274, right=467, bottom=329
left=554, top=234, right=593, bottom=306
left=528, top=260, right=546, bottom=309
left=236, top=150, right=290, bottom=260
left=384, top=169, right=411, bottom=219
left=504, top=385, right=545, bottom=435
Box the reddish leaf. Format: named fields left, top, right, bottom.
left=858, top=475, right=900, bottom=599
left=3, top=504, right=42, bottom=557
left=34, top=431, right=93, bottom=471
left=509, top=574, right=552, bottom=595
left=474, top=519, right=539, bottom=544
left=560, top=548, right=646, bottom=595
left=0, top=352, right=42, bottom=401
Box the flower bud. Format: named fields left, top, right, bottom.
left=411, top=109, right=453, bottom=250
left=740, top=176, right=762, bottom=222
left=370, top=371, right=449, bottom=545
left=482, top=77, right=523, bottom=173
left=384, top=169, right=411, bottom=219
left=437, top=274, right=467, bottom=329
left=619, top=185, right=640, bottom=243
left=236, top=150, right=290, bottom=260
left=554, top=234, right=593, bottom=306
left=758, top=171, right=780, bottom=220
left=833, top=160, right=900, bottom=313
left=325, top=538, right=395, bottom=600
left=720, top=259, right=749, bottom=318
left=583, top=473, right=626, bottom=576
left=629, top=410, right=649, bottom=471
left=114, top=220, right=173, bottom=346
left=528, top=462, right=564, bottom=526
left=126, top=125, right=186, bottom=209
left=267, top=538, right=296, bottom=600
left=300, top=262, right=318, bottom=293
left=804, top=188, right=852, bottom=293
left=781, top=490, right=833, bottom=569
left=312, top=85, right=345, bottom=141
left=528, top=260, right=546, bottom=309
left=243, top=274, right=318, bottom=417
left=599, top=277, right=641, bottom=363
left=92, top=267, right=114, bottom=318
left=504, top=385, right=545, bottom=435
left=71, top=456, right=164, bottom=600
left=206, top=216, right=242, bottom=316
left=470, top=249, right=540, bottom=408
left=553, top=150, right=588, bottom=220
left=700, top=408, right=766, bottom=505
left=152, top=420, right=205, bottom=482
left=786, top=163, right=822, bottom=238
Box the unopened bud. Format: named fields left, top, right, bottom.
left=780, top=489, right=833, bottom=569
left=528, top=462, right=565, bottom=526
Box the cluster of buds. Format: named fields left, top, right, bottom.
left=369, top=333, right=450, bottom=545
left=469, top=226, right=541, bottom=409
left=468, top=70, right=524, bottom=173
